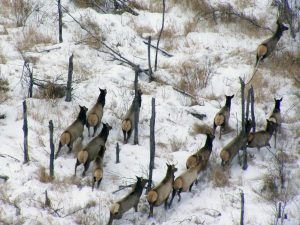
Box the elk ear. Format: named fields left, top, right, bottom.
left=231, top=94, right=234, bottom=98
left=279, top=97, right=283, bottom=102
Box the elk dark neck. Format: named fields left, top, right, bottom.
left=133, top=180, right=144, bottom=194
left=273, top=102, right=281, bottom=112
left=134, top=94, right=142, bottom=108
left=99, top=126, right=109, bottom=142
left=98, top=146, right=106, bottom=158
left=266, top=123, right=275, bottom=135
left=274, top=26, right=285, bottom=40
left=204, top=135, right=213, bottom=149
left=225, top=99, right=232, bottom=108
left=78, top=110, right=87, bottom=124
left=97, top=92, right=106, bottom=106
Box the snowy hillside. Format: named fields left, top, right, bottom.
left=0, top=0, right=299, bottom=224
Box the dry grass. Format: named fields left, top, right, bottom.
left=261, top=173, right=279, bottom=201
left=0, top=47, right=6, bottom=64
left=0, top=76, right=9, bottom=102
left=16, top=26, right=54, bottom=51
left=34, top=82, right=65, bottom=100
left=37, top=167, right=53, bottom=183
left=184, top=17, right=198, bottom=36
left=211, top=167, right=230, bottom=187
left=72, top=0, right=105, bottom=8
left=133, top=23, right=155, bottom=37
left=169, top=136, right=186, bottom=152
left=73, top=15, right=104, bottom=49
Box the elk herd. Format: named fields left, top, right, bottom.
left=54, top=19, right=288, bottom=224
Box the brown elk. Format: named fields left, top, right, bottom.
left=220, top=119, right=252, bottom=167
left=92, top=145, right=106, bottom=190
left=108, top=177, right=148, bottom=225
left=87, top=88, right=107, bottom=137
left=269, top=97, right=282, bottom=147
left=121, top=89, right=142, bottom=144
left=213, top=95, right=234, bottom=139
left=247, top=119, right=277, bottom=151
left=255, top=20, right=288, bottom=66
left=146, top=163, right=177, bottom=218
left=75, top=123, right=111, bottom=176
left=56, top=105, right=88, bottom=158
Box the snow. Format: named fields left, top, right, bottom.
left=0, top=0, right=299, bottom=224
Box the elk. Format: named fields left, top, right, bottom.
left=75, top=123, right=111, bottom=176
left=56, top=105, right=88, bottom=158
left=87, top=88, right=107, bottom=137
left=247, top=119, right=277, bottom=151
left=269, top=97, right=282, bottom=147
left=108, top=177, right=148, bottom=225
left=213, top=95, right=234, bottom=139
left=92, top=145, right=106, bottom=190
left=186, top=133, right=215, bottom=171
left=146, top=163, right=177, bottom=218
left=169, top=164, right=200, bottom=207
left=255, top=20, right=289, bottom=67
left=121, top=89, right=142, bottom=144
left=220, top=119, right=253, bottom=167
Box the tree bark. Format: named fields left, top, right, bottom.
left=239, top=77, right=247, bottom=170
left=116, top=142, right=120, bottom=163
left=133, top=69, right=139, bottom=145
left=147, top=98, right=156, bottom=192
left=147, top=36, right=153, bottom=82
left=23, top=100, right=29, bottom=163
left=49, top=120, right=55, bottom=178
left=65, top=54, right=73, bottom=102
left=240, top=191, right=245, bottom=225
left=58, top=0, right=63, bottom=43
left=154, top=0, right=165, bottom=71
left=250, top=86, right=256, bottom=132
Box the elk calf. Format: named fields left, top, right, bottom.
left=169, top=164, right=200, bottom=207
left=92, top=145, right=106, bottom=190
left=186, top=133, right=214, bottom=171
left=87, top=88, right=107, bottom=137
left=220, top=119, right=252, bottom=167
left=108, top=177, right=148, bottom=225
left=255, top=20, right=288, bottom=66
left=247, top=119, right=277, bottom=151
left=75, top=123, right=112, bottom=176
left=213, top=95, right=234, bottom=139
left=122, top=89, right=142, bottom=144
left=146, top=164, right=177, bottom=218
left=56, top=105, right=88, bottom=158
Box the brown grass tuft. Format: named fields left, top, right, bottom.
left=37, top=82, right=65, bottom=99
left=17, top=26, right=54, bottom=51
left=73, top=0, right=105, bottom=8
left=211, top=167, right=230, bottom=187
left=0, top=47, right=7, bottom=64
left=169, top=136, right=186, bottom=152
left=261, top=174, right=279, bottom=201
left=38, top=167, right=53, bottom=183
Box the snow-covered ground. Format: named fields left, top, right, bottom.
left=0, top=0, right=299, bottom=224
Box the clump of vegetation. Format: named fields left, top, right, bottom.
left=39, top=82, right=65, bottom=99
left=38, top=167, right=53, bottom=183
left=17, top=26, right=54, bottom=51
left=72, top=0, right=106, bottom=8
left=211, top=167, right=230, bottom=187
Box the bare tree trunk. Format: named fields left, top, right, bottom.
left=246, top=87, right=251, bottom=120
left=49, top=120, right=54, bottom=178
left=154, top=0, right=165, bottom=71
left=239, top=77, right=247, bottom=170
left=250, top=86, right=256, bottom=132
left=58, top=0, right=63, bottom=43
left=240, top=191, right=245, bottom=225
left=133, top=69, right=139, bottom=145
left=147, top=36, right=153, bottom=82
left=147, top=98, right=156, bottom=193
left=23, top=100, right=29, bottom=163
left=116, top=142, right=120, bottom=164
left=65, top=54, right=73, bottom=102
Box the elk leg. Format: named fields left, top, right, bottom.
left=82, top=161, right=91, bottom=177
left=164, top=196, right=169, bottom=209
left=87, top=123, right=91, bottom=137
left=97, top=178, right=102, bottom=188
left=68, top=142, right=72, bottom=153
left=148, top=204, right=153, bottom=218
left=169, top=188, right=176, bottom=208
left=122, top=130, right=127, bottom=143
left=177, top=188, right=182, bottom=202
left=74, top=159, right=80, bottom=175
left=55, top=143, right=62, bottom=159
left=189, top=182, right=194, bottom=192
left=93, top=124, right=99, bottom=137
left=134, top=204, right=138, bottom=212
left=127, top=129, right=133, bottom=143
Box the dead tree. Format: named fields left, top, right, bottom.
left=49, top=120, right=55, bottom=178
left=147, top=36, right=153, bottom=81
left=239, top=77, right=247, bottom=170
left=147, top=98, right=156, bottom=192
left=249, top=86, right=256, bottom=132
left=154, top=0, right=166, bottom=71
left=133, top=69, right=140, bottom=145
left=65, top=54, right=73, bottom=102
left=58, top=0, right=63, bottom=43
left=23, top=100, right=29, bottom=163
left=240, top=191, right=245, bottom=225
left=116, top=142, right=120, bottom=164
left=22, top=61, right=33, bottom=98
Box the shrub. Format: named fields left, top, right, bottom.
left=211, top=167, right=230, bottom=187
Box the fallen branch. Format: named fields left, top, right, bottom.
left=0, top=154, right=21, bottom=162
left=112, top=184, right=133, bottom=194
left=143, top=41, right=173, bottom=57
left=0, top=114, right=5, bottom=119
left=0, top=175, right=9, bottom=181
left=190, top=112, right=207, bottom=120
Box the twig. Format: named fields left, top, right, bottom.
left=246, top=57, right=262, bottom=85
left=0, top=154, right=20, bottom=162
left=112, top=184, right=133, bottom=194
left=172, top=86, right=196, bottom=99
